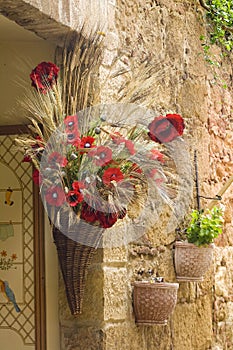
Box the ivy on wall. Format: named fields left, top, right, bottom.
left=199, top=0, right=233, bottom=52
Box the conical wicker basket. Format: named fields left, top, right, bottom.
left=53, top=225, right=100, bottom=315
left=133, top=281, right=179, bottom=325
left=174, top=241, right=214, bottom=282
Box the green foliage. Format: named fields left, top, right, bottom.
left=186, top=206, right=223, bottom=247
left=206, top=0, right=233, bottom=51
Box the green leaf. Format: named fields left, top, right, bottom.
left=186, top=206, right=223, bottom=246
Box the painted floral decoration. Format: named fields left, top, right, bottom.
left=0, top=250, right=17, bottom=271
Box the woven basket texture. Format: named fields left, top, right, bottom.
left=174, top=241, right=214, bottom=282
left=53, top=225, right=98, bottom=315
left=133, top=282, right=179, bottom=325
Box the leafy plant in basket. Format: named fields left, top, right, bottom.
left=174, top=206, right=224, bottom=282
left=15, top=30, right=187, bottom=314
left=186, top=206, right=223, bottom=247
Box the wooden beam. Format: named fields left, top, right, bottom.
left=0, top=124, right=30, bottom=135
left=207, top=175, right=233, bottom=210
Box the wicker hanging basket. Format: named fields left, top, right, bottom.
left=174, top=241, right=214, bottom=282
left=52, top=225, right=99, bottom=315
left=133, top=281, right=179, bottom=325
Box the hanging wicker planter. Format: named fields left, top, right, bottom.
left=133, top=281, right=179, bottom=325
left=174, top=241, right=214, bottom=282
left=52, top=225, right=99, bottom=315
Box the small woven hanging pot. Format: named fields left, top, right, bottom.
left=52, top=225, right=98, bottom=315
left=174, top=241, right=214, bottom=282
left=133, top=281, right=179, bottom=325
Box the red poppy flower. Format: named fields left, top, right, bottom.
left=80, top=136, right=95, bottom=149
left=30, top=61, right=59, bottom=94
left=111, top=132, right=125, bottom=145
left=98, top=212, right=118, bottom=228
left=72, top=181, right=85, bottom=191
left=11, top=253, right=17, bottom=260
left=69, top=181, right=85, bottom=204
left=45, top=186, right=66, bottom=206
left=66, top=131, right=81, bottom=145
left=149, top=149, right=164, bottom=162
left=66, top=190, right=83, bottom=207
left=102, top=167, right=124, bottom=185
left=48, top=152, right=68, bottom=167
left=80, top=203, right=97, bottom=223
left=72, top=139, right=81, bottom=148
left=79, top=136, right=96, bottom=152
left=148, top=114, right=185, bottom=143
left=111, top=133, right=135, bottom=155
left=64, top=115, right=79, bottom=133
left=89, top=146, right=112, bottom=166
left=64, top=115, right=80, bottom=145
left=124, top=139, right=135, bottom=155
left=0, top=250, right=7, bottom=257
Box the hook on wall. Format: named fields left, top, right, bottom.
left=194, top=150, right=222, bottom=211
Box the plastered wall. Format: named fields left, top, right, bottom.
left=0, top=16, right=60, bottom=350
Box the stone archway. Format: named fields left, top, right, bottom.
left=0, top=0, right=114, bottom=45
left=0, top=0, right=70, bottom=45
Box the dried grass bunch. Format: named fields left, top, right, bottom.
left=15, top=28, right=185, bottom=241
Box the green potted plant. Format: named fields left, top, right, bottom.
left=174, top=206, right=223, bottom=282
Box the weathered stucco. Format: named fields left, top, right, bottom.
left=1, top=0, right=233, bottom=349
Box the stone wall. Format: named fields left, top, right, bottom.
left=110, top=1, right=233, bottom=349
left=205, top=49, right=233, bottom=349
left=1, top=0, right=233, bottom=349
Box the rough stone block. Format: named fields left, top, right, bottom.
left=173, top=297, right=212, bottom=350
left=61, top=325, right=104, bottom=350
left=104, top=322, right=172, bottom=350
left=59, top=263, right=104, bottom=324
left=104, top=323, right=142, bottom=350
left=103, top=267, right=128, bottom=320
left=103, top=246, right=128, bottom=263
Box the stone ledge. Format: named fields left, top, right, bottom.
left=0, top=0, right=72, bottom=44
